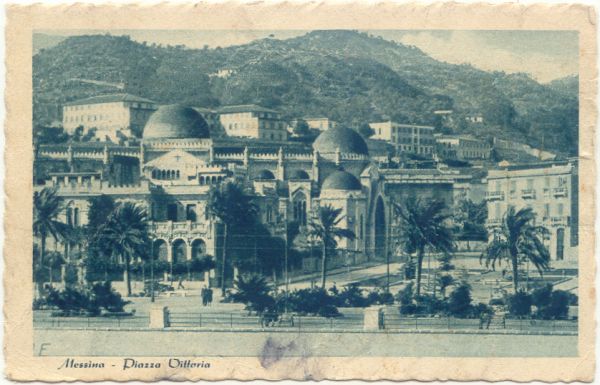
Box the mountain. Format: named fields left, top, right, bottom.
left=32, top=30, right=578, bottom=155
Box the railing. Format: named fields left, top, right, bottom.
left=33, top=313, right=150, bottom=329
left=168, top=312, right=364, bottom=330
left=550, top=216, right=570, bottom=226
left=553, top=187, right=568, bottom=197
left=485, top=191, right=504, bottom=201
left=149, top=221, right=209, bottom=236
left=383, top=315, right=577, bottom=333
left=521, top=189, right=536, bottom=199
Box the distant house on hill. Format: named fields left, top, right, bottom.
left=303, top=117, right=338, bottom=131
left=369, top=121, right=435, bottom=157
left=62, top=93, right=157, bottom=141
left=436, top=134, right=491, bottom=161
left=217, top=104, right=288, bottom=141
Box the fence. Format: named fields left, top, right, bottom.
left=33, top=310, right=577, bottom=333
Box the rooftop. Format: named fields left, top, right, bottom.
left=65, top=93, right=156, bottom=107
left=217, top=104, right=279, bottom=114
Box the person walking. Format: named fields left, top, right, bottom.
left=201, top=286, right=207, bottom=306
left=207, top=288, right=213, bottom=306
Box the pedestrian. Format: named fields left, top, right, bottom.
left=207, top=288, right=213, bottom=306
left=201, top=286, right=207, bottom=306
left=177, top=275, right=185, bottom=290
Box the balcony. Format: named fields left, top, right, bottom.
left=550, top=216, right=569, bottom=227
left=553, top=187, right=568, bottom=197
left=521, top=189, right=536, bottom=199
left=486, top=191, right=505, bottom=201
left=149, top=221, right=211, bottom=239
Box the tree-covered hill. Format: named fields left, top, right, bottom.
left=33, top=30, right=579, bottom=155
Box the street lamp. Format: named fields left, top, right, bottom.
left=150, top=237, right=155, bottom=303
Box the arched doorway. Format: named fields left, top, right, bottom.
left=374, top=196, right=386, bottom=259
left=191, top=239, right=207, bottom=259
left=171, top=239, right=187, bottom=263
left=153, top=239, right=168, bottom=261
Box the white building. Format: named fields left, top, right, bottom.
left=218, top=104, right=288, bottom=141
left=486, top=161, right=578, bottom=262
left=436, top=134, right=491, bottom=160
left=369, top=121, right=435, bottom=156
left=62, top=94, right=157, bottom=141
left=304, top=117, right=338, bottom=131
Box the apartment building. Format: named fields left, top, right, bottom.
left=436, top=134, right=491, bottom=160
left=218, top=104, right=288, bottom=141
left=486, top=161, right=578, bottom=261
left=369, top=121, right=435, bottom=156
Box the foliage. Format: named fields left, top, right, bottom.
left=86, top=195, right=116, bottom=233
left=437, top=274, right=455, bottom=299
left=455, top=199, right=488, bottom=241
left=403, top=258, right=416, bottom=279
left=333, top=283, right=368, bottom=307
left=507, top=290, right=533, bottom=317
left=366, top=289, right=395, bottom=305
left=531, top=285, right=574, bottom=320
left=33, top=187, right=69, bottom=265
left=356, top=123, right=375, bottom=138
left=287, top=287, right=338, bottom=317
left=90, top=281, right=131, bottom=313
left=308, top=204, right=356, bottom=288
left=447, top=282, right=473, bottom=318
left=33, top=31, right=578, bottom=155
left=63, top=263, right=79, bottom=287
left=33, top=125, right=69, bottom=145
left=96, top=202, right=149, bottom=296
left=481, top=206, right=550, bottom=291
left=231, top=274, right=275, bottom=314
left=394, top=198, right=454, bottom=297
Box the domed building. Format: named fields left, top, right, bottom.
left=313, top=126, right=369, bottom=158
left=143, top=104, right=210, bottom=140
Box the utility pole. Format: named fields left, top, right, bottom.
left=150, top=238, right=155, bottom=303
left=284, top=218, right=289, bottom=313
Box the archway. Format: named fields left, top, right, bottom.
left=191, top=239, right=207, bottom=259
left=153, top=239, right=168, bottom=261
left=374, top=196, right=386, bottom=259
left=292, top=191, right=307, bottom=225
left=171, top=239, right=187, bottom=264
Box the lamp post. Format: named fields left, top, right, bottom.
left=150, top=237, right=155, bottom=303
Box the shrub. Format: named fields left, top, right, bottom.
left=318, top=304, right=341, bottom=318
left=335, top=283, right=368, bottom=307
left=63, top=263, right=79, bottom=287
left=404, top=258, right=416, bottom=280
left=448, top=282, right=473, bottom=318
left=472, top=303, right=493, bottom=318
left=367, top=290, right=395, bottom=305
left=507, top=290, right=532, bottom=317
left=535, top=289, right=571, bottom=320
left=288, top=288, right=337, bottom=316
left=417, top=294, right=446, bottom=315
left=396, top=283, right=417, bottom=315
left=90, top=281, right=131, bottom=313
left=231, top=274, right=275, bottom=314
left=531, top=284, right=553, bottom=309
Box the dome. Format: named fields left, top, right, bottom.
left=321, top=170, right=362, bottom=191
left=290, top=169, right=310, bottom=180
left=143, top=105, right=210, bottom=140
left=256, top=169, right=275, bottom=180
left=313, top=127, right=369, bottom=156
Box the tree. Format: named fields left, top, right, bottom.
left=456, top=199, right=488, bottom=243
left=357, top=123, right=375, bottom=138
left=308, top=205, right=356, bottom=288
left=207, top=181, right=257, bottom=296
left=394, top=198, right=454, bottom=298
left=33, top=187, right=69, bottom=275
left=231, top=273, right=275, bottom=314
left=98, top=202, right=149, bottom=297
left=481, top=206, right=550, bottom=292
left=86, top=195, right=116, bottom=235
left=293, top=119, right=310, bottom=136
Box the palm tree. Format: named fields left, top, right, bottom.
left=33, top=187, right=69, bottom=290
left=308, top=205, right=356, bottom=288
left=394, top=198, right=454, bottom=298
left=208, top=181, right=257, bottom=296
left=98, top=202, right=149, bottom=297
left=481, top=206, right=550, bottom=292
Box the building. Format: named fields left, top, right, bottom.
left=218, top=104, right=288, bottom=141
left=62, top=94, right=157, bottom=141
left=485, top=161, right=578, bottom=262
left=303, top=117, right=338, bottom=131
left=369, top=121, right=435, bottom=156
left=35, top=107, right=387, bottom=286
left=436, top=135, right=491, bottom=160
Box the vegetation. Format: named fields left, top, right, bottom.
left=481, top=206, right=550, bottom=292
left=308, top=205, right=356, bottom=288
left=455, top=199, right=488, bottom=242
left=96, top=203, right=149, bottom=296
left=207, top=181, right=257, bottom=295
left=40, top=281, right=130, bottom=316
left=231, top=274, right=275, bottom=314
left=394, top=198, right=454, bottom=297
left=33, top=31, right=578, bottom=155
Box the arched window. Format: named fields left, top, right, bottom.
left=176, top=170, right=180, bottom=179
left=292, top=192, right=307, bottom=225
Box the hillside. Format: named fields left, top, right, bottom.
left=33, top=31, right=578, bottom=155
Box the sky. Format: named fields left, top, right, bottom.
left=35, top=29, right=578, bottom=83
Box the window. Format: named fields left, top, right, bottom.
left=544, top=204, right=550, bottom=218
left=557, top=203, right=564, bottom=216
left=186, top=204, right=197, bottom=222
left=359, top=214, right=364, bottom=239
left=167, top=204, right=178, bottom=222
left=526, top=179, right=534, bottom=190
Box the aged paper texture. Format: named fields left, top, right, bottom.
left=4, top=2, right=597, bottom=381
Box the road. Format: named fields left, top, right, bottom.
left=34, top=328, right=577, bottom=357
